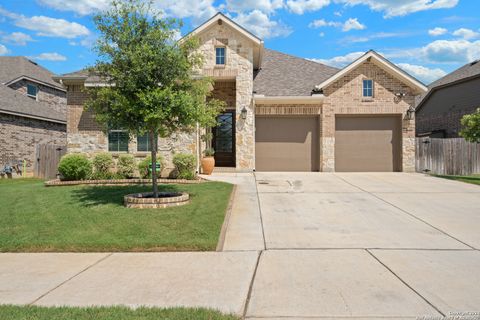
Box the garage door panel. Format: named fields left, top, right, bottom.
left=256, top=117, right=319, bottom=172
left=335, top=116, right=401, bottom=172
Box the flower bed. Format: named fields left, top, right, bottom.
left=124, top=192, right=190, bottom=209
left=45, top=178, right=204, bottom=187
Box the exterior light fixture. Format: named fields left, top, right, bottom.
left=241, top=106, right=248, bottom=120
left=405, top=106, right=415, bottom=120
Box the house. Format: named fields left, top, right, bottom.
left=55, top=13, right=427, bottom=173
left=0, top=57, right=67, bottom=175
left=415, top=60, right=480, bottom=138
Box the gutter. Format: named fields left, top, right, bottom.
left=0, top=109, right=66, bottom=124
left=253, top=94, right=324, bottom=105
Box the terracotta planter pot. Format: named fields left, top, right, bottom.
left=201, top=157, right=215, bottom=175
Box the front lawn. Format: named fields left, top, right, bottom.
left=434, top=174, right=480, bottom=186
left=0, top=179, right=232, bottom=252
left=0, top=305, right=239, bottom=320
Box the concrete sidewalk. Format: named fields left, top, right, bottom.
left=1, top=172, right=479, bottom=318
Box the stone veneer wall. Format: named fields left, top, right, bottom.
left=0, top=113, right=66, bottom=173
left=65, top=84, right=197, bottom=176
left=197, top=22, right=255, bottom=169
left=9, top=80, right=67, bottom=116
left=321, top=61, right=416, bottom=172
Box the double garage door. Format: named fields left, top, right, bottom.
left=255, top=115, right=401, bottom=172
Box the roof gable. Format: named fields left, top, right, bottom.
left=182, top=12, right=263, bottom=45
left=316, top=50, right=428, bottom=95
left=0, top=56, right=64, bottom=90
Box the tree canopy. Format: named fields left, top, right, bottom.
left=86, top=0, right=224, bottom=196
left=460, top=108, right=480, bottom=143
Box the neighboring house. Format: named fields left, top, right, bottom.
left=0, top=57, right=67, bottom=175
left=55, top=13, right=426, bottom=173
left=416, top=60, right=480, bottom=138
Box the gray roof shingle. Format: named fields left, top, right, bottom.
left=253, top=49, right=339, bottom=96
left=0, top=56, right=64, bottom=90
left=416, top=60, right=480, bottom=108
left=0, top=84, right=66, bottom=123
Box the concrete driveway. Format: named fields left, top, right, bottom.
left=217, top=172, right=480, bottom=319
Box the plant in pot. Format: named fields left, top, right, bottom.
left=201, top=132, right=215, bottom=175
left=202, top=148, right=215, bottom=175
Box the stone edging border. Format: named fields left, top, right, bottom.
left=45, top=178, right=205, bottom=187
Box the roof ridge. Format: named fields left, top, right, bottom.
left=264, top=48, right=339, bottom=70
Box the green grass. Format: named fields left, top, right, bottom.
left=0, top=305, right=239, bottom=320
left=0, top=179, right=233, bottom=252
left=433, top=174, right=480, bottom=186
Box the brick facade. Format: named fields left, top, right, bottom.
left=9, top=79, right=67, bottom=116
left=321, top=61, right=416, bottom=172
left=0, top=113, right=66, bottom=174
left=416, top=76, right=480, bottom=138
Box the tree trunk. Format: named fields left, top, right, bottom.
left=150, top=130, right=159, bottom=198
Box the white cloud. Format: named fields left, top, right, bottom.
left=37, top=0, right=109, bottom=16
left=233, top=10, right=292, bottom=39
left=341, top=32, right=404, bottom=43
left=0, top=44, right=8, bottom=55
left=2, top=32, right=33, bottom=45
left=225, top=0, right=284, bottom=13
left=428, top=27, right=447, bottom=36
left=342, top=18, right=365, bottom=31
left=0, top=8, right=90, bottom=39
left=309, top=51, right=364, bottom=67
left=397, top=63, right=446, bottom=84
left=308, top=19, right=340, bottom=28
left=309, top=18, right=365, bottom=32
left=337, top=0, right=459, bottom=18
left=30, top=52, right=67, bottom=61
left=153, top=0, right=217, bottom=25
left=421, top=39, right=480, bottom=63
left=386, top=39, right=480, bottom=64
left=286, top=0, right=331, bottom=14
left=452, top=28, right=479, bottom=40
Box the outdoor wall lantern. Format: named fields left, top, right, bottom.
left=241, top=106, right=248, bottom=120
left=405, top=106, right=415, bottom=120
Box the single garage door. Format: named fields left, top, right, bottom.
left=255, top=116, right=319, bottom=171
left=335, top=115, right=402, bottom=172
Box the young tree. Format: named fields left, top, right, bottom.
left=86, top=0, right=224, bottom=197
left=460, top=108, right=480, bottom=143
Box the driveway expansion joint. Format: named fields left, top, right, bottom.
left=243, top=250, right=263, bottom=319
left=29, top=253, right=113, bottom=305
left=366, top=249, right=445, bottom=317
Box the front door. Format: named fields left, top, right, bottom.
left=213, top=111, right=236, bottom=167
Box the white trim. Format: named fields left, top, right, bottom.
left=315, top=51, right=428, bottom=94
left=253, top=94, right=324, bottom=105
left=0, top=109, right=66, bottom=124
left=181, top=12, right=263, bottom=45
left=4, top=75, right=66, bottom=92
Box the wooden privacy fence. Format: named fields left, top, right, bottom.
left=416, top=138, right=480, bottom=176
left=34, top=144, right=66, bottom=180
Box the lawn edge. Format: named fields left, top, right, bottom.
left=216, top=184, right=237, bottom=252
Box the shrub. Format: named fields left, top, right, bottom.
left=58, top=154, right=92, bottom=181
left=91, top=152, right=115, bottom=180
left=117, top=154, right=136, bottom=178
left=138, top=155, right=163, bottom=179
left=203, top=148, right=215, bottom=157
left=173, top=153, right=196, bottom=180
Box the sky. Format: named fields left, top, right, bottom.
left=0, top=0, right=479, bottom=84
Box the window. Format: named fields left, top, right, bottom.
left=27, top=84, right=38, bottom=99
left=215, top=47, right=225, bottom=65
left=363, top=79, right=373, bottom=98
left=137, top=133, right=151, bottom=152
left=108, top=129, right=129, bottom=152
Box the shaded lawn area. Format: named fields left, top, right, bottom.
left=0, top=305, right=239, bottom=320
left=434, top=174, right=480, bottom=186
left=0, top=179, right=233, bottom=252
